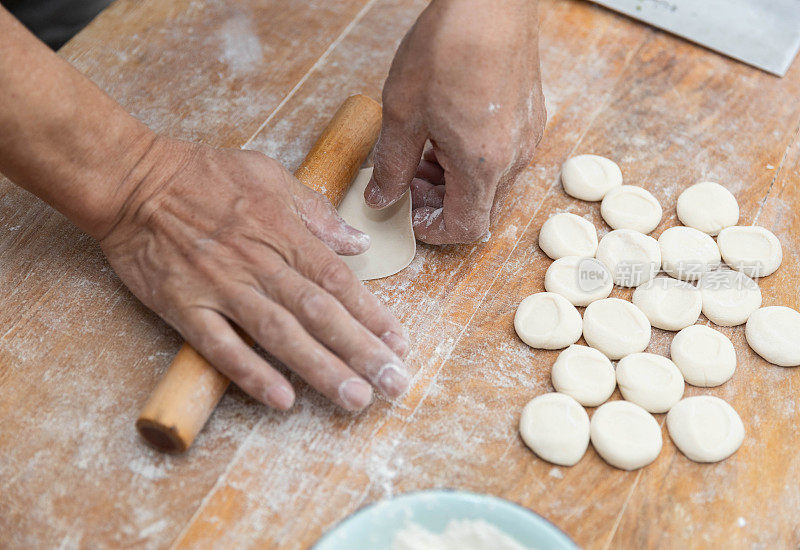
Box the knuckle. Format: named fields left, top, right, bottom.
left=258, top=260, right=293, bottom=290
left=200, top=330, right=239, bottom=359
left=254, top=307, right=289, bottom=345
left=316, top=259, right=356, bottom=295
left=295, top=287, right=330, bottom=326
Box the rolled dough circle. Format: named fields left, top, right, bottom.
left=600, top=185, right=662, bottom=234
left=615, top=353, right=684, bottom=413
left=551, top=345, right=616, bottom=407
left=596, top=229, right=661, bottom=287
left=658, top=226, right=721, bottom=281
left=514, top=292, right=582, bottom=350
left=676, top=181, right=739, bottom=236
left=699, top=269, right=762, bottom=326
left=670, top=324, right=736, bottom=387
left=337, top=167, right=415, bottom=280
left=519, top=393, right=590, bottom=466
left=631, top=276, right=701, bottom=331
left=538, top=213, right=599, bottom=260
left=582, top=298, right=651, bottom=360
left=717, top=225, right=782, bottom=278
left=544, top=256, right=613, bottom=307
left=561, top=154, right=622, bottom=201
left=745, top=306, right=800, bottom=367
left=590, top=400, right=662, bottom=470
left=666, top=396, right=744, bottom=463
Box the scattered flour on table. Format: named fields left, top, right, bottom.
left=218, top=16, right=264, bottom=74
left=391, top=519, right=528, bottom=550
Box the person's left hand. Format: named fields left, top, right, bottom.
left=365, top=0, right=546, bottom=244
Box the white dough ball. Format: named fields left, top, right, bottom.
left=551, top=345, right=616, bottom=407
left=561, top=154, right=623, bottom=201
left=544, top=256, right=613, bottom=307
left=667, top=396, right=744, bottom=463
left=717, top=225, right=782, bottom=278
left=658, top=226, right=721, bottom=280
left=676, top=181, right=739, bottom=236
left=514, top=292, right=582, bottom=350
left=745, top=306, right=800, bottom=367
left=538, top=213, right=598, bottom=260
left=582, top=298, right=651, bottom=360
left=596, top=229, right=661, bottom=287
left=699, top=269, right=762, bottom=326
left=670, top=325, right=736, bottom=387
left=590, top=400, right=662, bottom=470
left=519, top=393, right=590, bottom=466
left=600, top=185, right=662, bottom=234
left=615, top=353, right=684, bottom=413
left=631, top=277, right=701, bottom=331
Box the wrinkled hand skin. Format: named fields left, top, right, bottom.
left=99, top=137, right=410, bottom=412
left=365, top=0, right=546, bottom=244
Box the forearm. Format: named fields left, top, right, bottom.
left=0, top=6, right=155, bottom=239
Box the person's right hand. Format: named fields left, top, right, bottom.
left=365, top=0, right=545, bottom=245
left=98, top=136, right=410, bottom=411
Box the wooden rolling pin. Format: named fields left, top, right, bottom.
left=136, top=94, right=382, bottom=453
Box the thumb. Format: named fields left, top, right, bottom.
left=364, top=114, right=425, bottom=209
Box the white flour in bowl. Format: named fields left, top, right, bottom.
left=391, top=519, right=528, bottom=550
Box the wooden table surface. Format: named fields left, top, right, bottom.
left=2, top=0, right=799, bottom=548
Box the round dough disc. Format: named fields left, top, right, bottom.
left=717, top=225, right=782, bottom=278
left=631, top=276, right=702, bottom=331
left=538, top=213, right=599, bottom=260
left=666, top=396, right=744, bottom=463
left=600, top=185, right=662, bottom=234
left=590, top=400, right=663, bottom=470
left=551, top=344, right=616, bottom=407
left=519, top=393, right=590, bottom=466
left=670, top=324, right=736, bottom=387
left=596, top=229, right=662, bottom=287
left=544, top=256, right=613, bottom=307
left=658, top=226, right=721, bottom=281
left=699, top=269, right=762, bottom=326
left=616, top=353, right=684, bottom=413
left=583, top=298, right=652, bottom=360
left=745, top=306, right=800, bottom=367
left=337, top=167, right=415, bottom=280
left=676, top=181, right=739, bottom=236
left=561, top=154, right=622, bottom=201
left=514, top=292, right=583, bottom=350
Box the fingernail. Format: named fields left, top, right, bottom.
left=264, top=384, right=295, bottom=410
left=364, top=179, right=386, bottom=207
left=347, top=227, right=371, bottom=250
left=338, top=378, right=373, bottom=410
left=377, top=363, right=410, bottom=398
left=381, top=331, right=409, bottom=358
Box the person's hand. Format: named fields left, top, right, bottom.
left=99, top=137, right=410, bottom=411
left=365, top=0, right=546, bottom=244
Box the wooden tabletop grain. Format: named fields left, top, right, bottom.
left=2, top=0, right=799, bottom=548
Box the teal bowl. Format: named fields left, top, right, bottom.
left=313, top=489, right=578, bottom=549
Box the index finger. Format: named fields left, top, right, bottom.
left=288, top=234, right=410, bottom=358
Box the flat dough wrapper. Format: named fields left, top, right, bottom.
left=336, top=167, right=416, bottom=280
